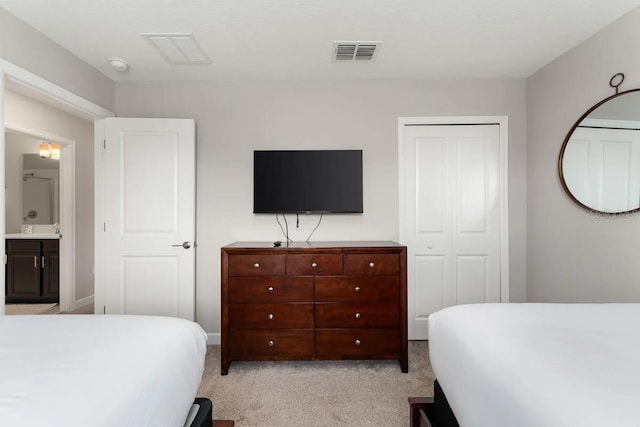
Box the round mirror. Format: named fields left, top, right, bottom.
left=559, top=88, right=640, bottom=214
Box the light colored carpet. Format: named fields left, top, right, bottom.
left=5, top=303, right=58, bottom=315
left=197, top=341, right=434, bottom=427
left=5, top=303, right=95, bottom=315
left=58, top=304, right=94, bottom=314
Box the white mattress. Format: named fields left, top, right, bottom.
left=429, top=303, right=640, bottom=427
left=0, top=314, right=207, bottom=427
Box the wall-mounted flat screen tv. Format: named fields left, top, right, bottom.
left=253, top=150, right=363, bottom=214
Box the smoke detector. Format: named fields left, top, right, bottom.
left=333, top=42, right=382, bottom=61
left=109, top=57, right=129, bottom=72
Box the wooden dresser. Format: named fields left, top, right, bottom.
left=220, top=241, right=407, bottom=374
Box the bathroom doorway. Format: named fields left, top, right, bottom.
left=4, top=126, right=74, bottom=314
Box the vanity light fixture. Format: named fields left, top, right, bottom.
left=39, top=143, right=60, bottom=160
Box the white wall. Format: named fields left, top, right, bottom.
left=0, top=7, right=114, bottom=111
left=4, top=90, right=95, bottom=302
left=115, top=79, right=528, bottom=336
left=527, top=7, right=640, bottom=302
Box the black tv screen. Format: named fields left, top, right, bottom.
left=253, top=150, right=363, bottom=214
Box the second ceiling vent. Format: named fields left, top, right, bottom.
left=333, top=42, right=382, bottom=61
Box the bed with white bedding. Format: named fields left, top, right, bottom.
left=0, top=314, right=208, bottom=427
left=411, top=303, right=640, bottom=427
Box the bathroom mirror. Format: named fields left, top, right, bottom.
left=559, top=75, right=640, bottom=214
left=22, top=153, right=59, bottom=225
left=4, top=131, right=60, bottom=233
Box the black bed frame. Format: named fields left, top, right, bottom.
left=190, top=398, right=213, bottom=427
left=409, top=380, right=460, bottom=427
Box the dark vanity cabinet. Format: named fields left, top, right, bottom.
left=5, top=239, right=59, bottom=303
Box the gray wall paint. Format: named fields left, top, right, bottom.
left=0, top=7, right=114, bottom=111
left=527, top=7, right=640, bottom=302
left=5, top=90, right=95, bottom=302
left=115, top=79, right=528, bottom=335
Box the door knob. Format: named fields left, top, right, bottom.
left=172, top=241, right=191, bottom=249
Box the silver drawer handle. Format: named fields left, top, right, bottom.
left=268, top=340, right=274, bottom=347
left=253, top=263, right=260, bottom=269
left=311, top=262, right=318, bottom=268
left=369, top=262, right=375, bottom=268
left=267, top=286, right=274, bottom=293
left=355, top=339, right=361, bottom=346
left=354, top=286, right=361, bottom=293
left=355, top=313, right=361, bottom=319
left=268, top=314, right=274, bottom=320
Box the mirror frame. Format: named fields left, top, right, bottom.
left=558, top=86, right=640, bottom=215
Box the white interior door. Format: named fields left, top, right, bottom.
left=401, top=123, right=503, bottom=339
left=96, top=118, right=195, bottom=320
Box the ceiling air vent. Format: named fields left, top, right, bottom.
left=142, top=33, right=211, bottom=65
left=333, top=42, right=382, bottom=61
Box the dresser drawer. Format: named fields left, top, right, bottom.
left=287, top=254, right=342, bottom=276
left=230, top=303, right=314, bottom=329
left=228, top=254, right=285, bottom=276
left=229, top=276, right=314, bottom=302
left=315, top=329, right=400, bottom=357
left=315, top=302, right=399, bottom=328
left=229, top=329, right=314, bottom=358
left=344, top=254, right=399, bottom=276
left=315, top=276, right=399, bottom=302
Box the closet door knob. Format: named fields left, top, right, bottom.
left=267, top=286, right=274, bottom=293
left=354, top=286, right=361, bottom=293
left=354, top=339, right=361, bottom=346
left=268, top=314, right=274, bottom=320
left=311, top=262, right=318, bottom=269
left=369, top=262, right=375, bottom=268
left=268, top=340, right=274, bottom=347
left=171, top=241, right=191, bottom=249
left=253, top=263, right=260, bottom=269
left=355, top=313, right=361, bottom=319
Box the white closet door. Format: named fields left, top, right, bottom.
left=96, top=118, right=196, bottom=320
left=564, top=122, right=640, bottom=212
left=401, top=124, right=502, bottom=339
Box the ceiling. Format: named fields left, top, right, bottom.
left=1, top=0, right=640, bottom=82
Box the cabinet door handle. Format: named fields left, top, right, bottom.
left=34, top=256, right=38, bottom=268
left=42, top=256, right=46, bottom=269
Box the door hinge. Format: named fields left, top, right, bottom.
left=103, top=222, right=106, bottom=232
left=103, top=139, right=106, bottom=149
left=103, top=306, right=106, bottom=314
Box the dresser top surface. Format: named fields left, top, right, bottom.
left=223, top=241, right=405, bottom=251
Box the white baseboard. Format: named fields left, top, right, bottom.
left=75, top=295, right=94, bottom=309
left=207, top=333, right=221, bottom=345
